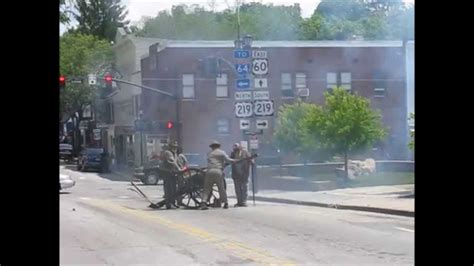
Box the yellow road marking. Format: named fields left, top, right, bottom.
left=82, top=198, right=296, bottom=265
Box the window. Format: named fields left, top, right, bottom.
left=295, top=73, right=306, bottom=88
left=182, top=74, right=195, bottom=99
left=341, top=72, right=351, bottom=91
left=326, top=72, right=337, bottom=90
left=373, top=71, right=386, bottom=98
left=217, top=119, right=230, bottom=134
left=216, top=73, right=228, bottom=98
left=374, top=88, right=386, bottom=98
left=281, top=73, right=294, bottom=97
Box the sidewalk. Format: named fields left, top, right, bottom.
left=248, top=184, right=414, bottom=217
left=112, top=168, right=414, bottom=217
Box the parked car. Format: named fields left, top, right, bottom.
left=59, top=143, right=74, bottom=163
left=77, top=148, right=110, bottom=172
left=60, top=174, right=75, bottom=190
left=134, top=159, right=162, bottom=185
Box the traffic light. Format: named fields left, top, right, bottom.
left=104, top=74, right=113, bottom=90
left=59, top=75, right=66, bottom=89
left=166, top=120, right=174, bottom=129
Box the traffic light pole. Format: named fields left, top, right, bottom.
left=111, top=78, right=175, bottom=98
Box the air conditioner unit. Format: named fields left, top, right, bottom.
left=298, top=88, right=310, bottom=97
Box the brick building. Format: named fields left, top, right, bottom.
left=139, top=40, right=409, bottom=163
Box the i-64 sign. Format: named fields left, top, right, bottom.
left=253, top=100, right=274, bottom=116
left=252, top=59, right=268, bottom=75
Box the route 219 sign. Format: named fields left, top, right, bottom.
left=253, top=100, right=274, bottom=116
left=234, top=102, right=253, bottom=118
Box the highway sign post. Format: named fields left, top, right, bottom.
left=234, top=102, right=253, bottom=118
left=235, top=64, right=251, bottom=76
left=253, top=90, right=270, bottom=100
left=252, top=59, right=268, bottom=75
left=253, top=100, right=274, bottom=116
left=256, top=120, right=269, bottom=129
left=240, top=119, right=250, bottom=130
left=234, top=50, right=250, bottom=59
left=254, top=78, right=268, bottom=89
left=235, top=78, right=251, bottom=90
left=235, top=91, right=252, bottom=101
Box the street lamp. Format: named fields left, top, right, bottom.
left=243, top=35, right=253, bottom=49
left=234, top=35, right=253, bottom=50
left=234, top=39, right=243, bottom=49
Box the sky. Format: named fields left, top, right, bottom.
left=60, top=0, right=415, bottom=35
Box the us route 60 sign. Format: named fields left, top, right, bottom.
left=252, top=59, right=268, bottom=75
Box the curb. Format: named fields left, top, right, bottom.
left=245, top=196, right=414, bottom=217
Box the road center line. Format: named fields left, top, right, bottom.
left=394, top=227, right=414, bottom=233
left=81, top=198, right=295, bottom=265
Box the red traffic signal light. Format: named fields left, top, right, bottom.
left=166, top=121, right=174, bottom=129
left=59, top=76, right=66, bottom=86
left=104, top=74, right=113, bottom=89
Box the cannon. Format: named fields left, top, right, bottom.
left=130, top=167, right=226, bottom=209
left=129, top=154, right=256, bottom=209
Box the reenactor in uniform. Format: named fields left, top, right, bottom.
left=230, top=143, right=253, bottom=207
left=160, top=141, right=184, bottom=209
left=200, top=141, right=237, bottom=210
left=175, top=146, right=188, bottom=206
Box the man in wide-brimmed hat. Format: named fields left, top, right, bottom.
left=159, top=140, right=183, bottom=209
left=200, top=141, right=237, bottom=210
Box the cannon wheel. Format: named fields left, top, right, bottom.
left=180, top=168, right=223, bottom=209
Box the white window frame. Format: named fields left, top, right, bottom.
left=281, top=73, right=292, bottom=90
left=295, top=73, right=306, bottom=88
left=182, top=74, right=195, bottom=99
left=281, top=72, right=294, bottom=98
left=341, top=72, right=352, bottom=91
left=217, top=118, right=230, bottom=134
left=216, top=73, right=228, bottom=98
left=326, top=72, right=338, bottom=90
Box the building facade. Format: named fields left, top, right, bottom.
left=105, top=29, right=164, bottom=168
left=140, top=40, right=410, bottom=163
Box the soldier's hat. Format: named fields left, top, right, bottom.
left=209, top=140, right=221, bottom=148
left=169, top=141, right=178, bottom=147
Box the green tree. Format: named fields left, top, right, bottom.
left=71, top=0, right=130, bottom=41
left=274, top=102, right=329, bottom=161
left=300, top=0, right=413, bottom=40
left=314, top=0, right=369, bottom=21
left=137, top=3, right=303, bottom=40
left=60, top=33, right=113, bottom=121
left=60, top=0, right=70, bottom=24
left=302, top=87, right=386, bottom=179
left=385, top=3, right=414, bottom=40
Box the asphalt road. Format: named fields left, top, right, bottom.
left=60, top=164, right=414, bottom=265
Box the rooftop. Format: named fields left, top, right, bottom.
left=164, top=40, right=404, bottom=48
